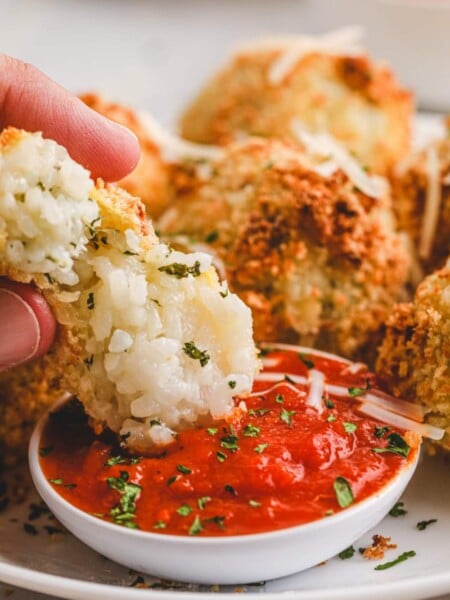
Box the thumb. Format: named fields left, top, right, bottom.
left=0, top=281, right=56, bottom=373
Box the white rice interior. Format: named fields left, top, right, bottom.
left=0, top=131, right=257, bottom=450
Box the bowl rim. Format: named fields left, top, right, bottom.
left=29, top=343, right=420, bottom=546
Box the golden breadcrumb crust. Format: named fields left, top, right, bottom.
left=179, top=51, right=413, bottom=175
left=376, top=265, right=450, bottom=451
left=392, top=137, right=450, bottom=273
left=161, top=138, right=410, bottom=361
left=80, top=93, right=170, bottom=218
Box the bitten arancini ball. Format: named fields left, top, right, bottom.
left=80, top=93, right=170, bottom=218
left=376, top=264, right=450, bottom=452
left=179, top=35, right=413, bottom=175
left=158, top=137, right=410, bottom=361
left=392, top=136, right=450, bottom=274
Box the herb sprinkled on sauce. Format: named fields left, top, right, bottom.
left=374, top=550, right=416, bottom=570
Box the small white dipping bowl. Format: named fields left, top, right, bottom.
left=29, top=400, right=419, bottom=585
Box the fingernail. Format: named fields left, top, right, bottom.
left=0, top=288, right=40, bottom=370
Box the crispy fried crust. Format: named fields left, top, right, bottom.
left=80, top=93, right=170, bottom=218
left=393, top=137, right=450, bottom=273
left=161, top=138, right=410, bottom=361
left=376, top=266, right=450, bottom=451
left=179, top=51, right=413, bottom=175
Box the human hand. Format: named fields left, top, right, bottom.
left=0, top=54, right=140, bottom=372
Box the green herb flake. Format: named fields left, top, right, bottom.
left=106, top=471, right=142, bottom=528
left=249, top=500, right=261, bottom=508
left=105, top=456, right=127, bottom=467
left=374, top=550, right=416, bottom=571
left=39, top=446, right=53, bottom=458
left=49, top=478, right=76, bottom=489
left=224, top=484, right=237, bottom=496
left=87, top=292, right=95, bottom=310
left=243, top=424, right=260, bottom=437
left=153, top=520, right=167, bottom=529
left=228, top=380, right=236, bottom=389
left=158, top=261, right=201, bottom=279
left=373, top=432, right=410, bottom=458
left=324, top=396, right=335, bottom=409
left=298, top=353, right=315, bottom=369
left=280, top=407, right=296, bottom=426
left=338, top=546, right=355, bottom=560
left=176, top=464, right=192, bottom=475
left=333, top=477, right=354, bottom=508
left=275, top=394, right=284, bottom=404
left=284, top=374, right=296, bottom=384
left=389, top=501, right=407, bottom=517
left=220, top=435, right=239, bottom=452
left=206, top=427, right=218, bottom=436
left=327, top=413, right=337, bottom=422
left=188, top=515, right=203, bottom=536
left=374, top=425, right=390, bottom=438
left=198, top=496, right=211, bottom=510
left=219, top=289, right=229, bottom=298
left=205, top=230, right=219, bottom=243
left=249, top=408, right=271, bottom=417
left=176, top=504, right=192, bottom=517
left=417, top=519, right=437, bottom=531
left=343, top=422, right=357, bottom=434
left=216, top=451, right=227, bottom=462
left=348, top=380, right=372, bottom=397
left=205, top=515, right=226, bottom=529
left=167, top=475, right=177, bottom=486
left=182, top=341, right=210, bottom=367
left=254, top=443, right=269, bottom=454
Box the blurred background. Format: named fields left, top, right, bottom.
left=1, top=0, right=450, bottom=127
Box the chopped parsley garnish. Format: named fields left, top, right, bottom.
left=417, top=519, right=437, bottom=531
left=373, top=432, right=410, bottom=458
left=83, top=355, right=94, bottom=368
left=176, top=504, right=192, bottom=517
left=188, top=515, right=203, bottom=536
left=258, top=347, right=273, bottom=357
left=220, top=434, right=239, bottom=452
left=343, top=422, right=357, bottom=434
left=327, top=413, right=336, bottom=422
left=228, top=380, right=236, bottom=389
left=280, top=408, right=296, bottom=426
left=243, top=424, right=260, bottom=437
left=389, top=501, right=407, bottom=517
left=298, top=353, right=315, bottom=369
left=158, top=261, right=201, bottom=279
left=206, top=427, right=218, bottom=436
left=107, top=471, right=141, bottom=528
left=374, top=550, right=416, bottom=570
left=249, top=408, right=271, bottom=417
left=153, top=520, right=167, bottom=529
left=249, top=500, right=261, bottom=508
left=324, top=397, right=335, bottom=409
left=338, top=546, right=355, bottom=560
left=205, top=515, right=226, bottom=529
left=123, top=250, right=138, bottom=256
left=333, top=477, right=354, bottom=508
left=219, top=289, right=229, bottom=298
left=348, top=381, right=372, bottom=397
left=254, top=443, right=269, bottom=454
left=176, top=464, right=192, bottom=475
left=182, top=341, right=210, bottom=367
left=150, top=419, right=162, bottom=427
left=216, top=451, right=227, bottom=462
left=104, top=455, right=136, bottom=467
left=224, top=484, right=237, bottom=496
left=374, top=425, right=390, bottom=438
left=49, top=478, right=77, bottom=489
left=167, top=475, right=177, bottom=486
left=198, top=496, right=211, bottom=510
left=275, top=394, right=284, bottom=404
left=39, top=446, right=53, bottom=458
left=87, top=292, right=95, bottom=310
left=205, top=230, right=219, bottom=243
left=284, top=374, right=296, bottom=384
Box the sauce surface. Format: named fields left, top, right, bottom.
left=40, top=347, right=418, bottom=536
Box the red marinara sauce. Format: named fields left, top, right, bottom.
left=39, top=347, right=419, bottom=537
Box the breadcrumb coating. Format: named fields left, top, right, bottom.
left=180, top=48, right=413, bottom=175
left=80, top=93, right=170, bottom=218
left=393, top=136, right=450, bottom=274
left=159, top=137, right=410, bottom=361
left=376, top=265, right=450, bottom=451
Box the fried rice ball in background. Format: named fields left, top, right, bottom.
left=392, top=135, right=450, bottom=276
left=376, top=264, right=450, bottom=452
left=158, top=136, right=410, bottom=362
left=179, top=31, right=413, bottom=175
left=80, top=93, right=170, bottom=218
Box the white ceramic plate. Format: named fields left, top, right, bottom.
left=0, top=452, right=448, bottom=600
